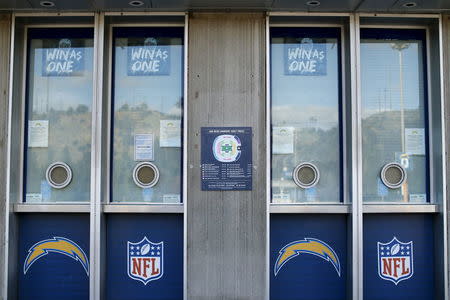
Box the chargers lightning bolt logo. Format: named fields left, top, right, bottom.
left=274, top=238, right=341, bottom=276
left=24, top=237, right=89, bottom=276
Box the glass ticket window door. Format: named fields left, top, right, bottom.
left=271, top=27, right=343, bottom=203
left=111, top=27, right=184, bottom=203
left=360, top=29, right=428, bottom=203
left=24, top=28, right=94, bottom=203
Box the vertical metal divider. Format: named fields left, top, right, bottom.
left=438, top=14, right=449, bottom=300
left=183, top=12, right=189, bottom=300
left=265, top=13, right=271, bottom=300
left=90, top=12, right=105, bottom=300
left=350, top=13, right=363, bottom=300
left=3, top=12, right=14, bottom=300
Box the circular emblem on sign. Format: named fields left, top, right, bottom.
left=212, top=135, right=241, bottom=163
left=59, top=38, right=71, bottom=48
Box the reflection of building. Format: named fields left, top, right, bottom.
left=0, top=2, right=449, bottom=300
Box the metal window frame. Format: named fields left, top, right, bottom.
left=357, top=21, right=437, bottom=209
left=268, top=20, right=350, bottom=209
left=105, top=20, right=186, bottom=209
left=266, top=12, right=448, bottom=300
left=266, top=13, right=355, bottom=300
left=17, top=22, right=96, bottom=207
left=3, top=12, right=189, bottom=300
left=355, top=13, right=448, bottom=300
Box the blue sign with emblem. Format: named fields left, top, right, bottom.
left=106, top=214, right=183, bottom=300
left=18, top=214, right=89, bottom=300
left=364, top=214, right=434, bottom=300
left=127, top=237, right=163, bottom=285
left=271, top=214, right=347, bottom=300
left=378, top=237, right=413, bottom=285
left=201, top=127, right=252, bottom=191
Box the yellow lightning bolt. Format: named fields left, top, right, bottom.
left=274, top=238, right=340, bottom=276
left=24, top=237, right=89, bottom=275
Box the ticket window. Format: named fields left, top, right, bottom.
left=23, top=27, right=94, bottom=203
left=110, top=26, right=184, bottom=203
left=361, top=28, right=428, bottom=203
left=271, top=27, right=343, bottom=203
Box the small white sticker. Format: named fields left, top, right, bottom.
left=28, top=120, right=48, bottom=148
left=160, top=120, right=181, bottom=147
left=26, top=193, right=42, bottom=203
left=163, top=194, right=180, bottom=203
left=405, top=128, right=425, bottom=155
left=273, top=127, right=294, bottom=154
left=134, top=134, right=154, bottom=161
left=273, top=193, right=291, bottom=203
left=409, top=194, right=427, bottom=203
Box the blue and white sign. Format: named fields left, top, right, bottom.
left=127, top=237, right=163, bottom=285
left=364, top=214, right=434, bottom=300
left=284, top=38, right=327, bottom=76
left=201, top=127, right=252, bottom=191
left=378, top=237, right=413, bottom=285
left=42, top=39, right=85, bottom=76
left=106, top=214, right=183, bottom=300
left=271, top=214, right=347, bottom=300
left=18, top=214, right=90, bottom=300
left=127, top=39, right=170, bottom=76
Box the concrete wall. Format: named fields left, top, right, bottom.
left=187, top=13, right=267, bottom=300
left=0, top=14, right=10, bottom=300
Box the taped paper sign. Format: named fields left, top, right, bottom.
left=28, top=120, right=49, bottom=148
left=273, top=127, right=294, bottom=154
left=160, top=120, right=181, bottom=147
left=405, top=128, right=425, bottom=155
left=134, top=134, right=154, bottom=161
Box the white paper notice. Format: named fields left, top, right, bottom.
left=273, top=127, right=294, bottom=154
left=160, top=120, right=181, bottom=147
left=28, top=120, right=49, bottom=148
left=134, top=134, right=154, bottom=161
left=26, top=193, right=42, bottom=203
left=409, top=193, right=427, bottom=203
left=163, top=194, right=181, bottom=203
left=405, top=128, right=425, bottom=155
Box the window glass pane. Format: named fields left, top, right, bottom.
left=361, top=29, right=428, bottom=203
left=24, top=28, right=94, bottom=203
left=271, top=27, right=342, bottom=203
left=111, top=27, right=184, bottom=203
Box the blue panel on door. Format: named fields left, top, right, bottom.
left=106, top=214, right=183, bottom=300
left=270, top=214, right=347, bottom=300
left=18, top=214, right=90, bottom=300
left=364, top=214, right=434, bottom=300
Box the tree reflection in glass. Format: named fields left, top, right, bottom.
left=271, top=28, right=342, bottom=203
left=361, top=29, right=428, bottom=203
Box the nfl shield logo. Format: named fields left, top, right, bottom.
left=127, top=237, right=163, bottom=285
left=377, top=237, right=413, bottom=285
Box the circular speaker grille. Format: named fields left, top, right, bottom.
left=293, top=163, right=320, bottom=189
left=45, top=162, right=72, bottom=189
left=133, top=162, right=160, bottom=188
left=380, top=163, right=406, bottom=189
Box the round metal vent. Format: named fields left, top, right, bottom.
left=133, top=162, right=160, bottom=188
left=46, top=162, right=72, bottom=189
left=292, top=163, right=320, bottom=189
left=380, top=163, right=406, bottom=189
